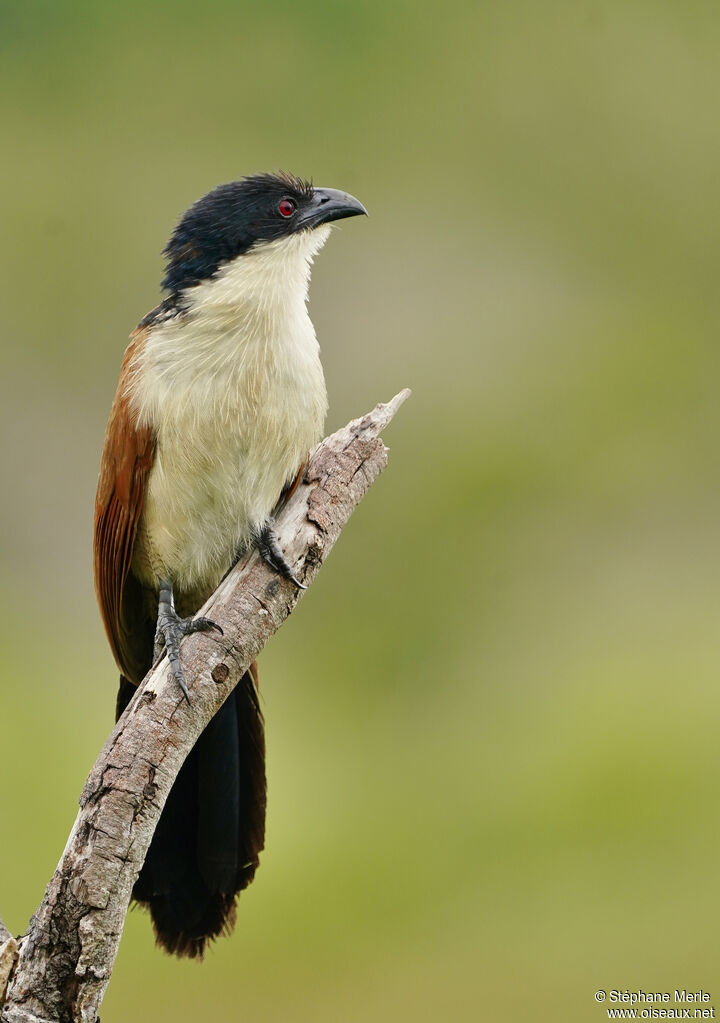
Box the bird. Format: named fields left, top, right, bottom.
left=93, top=171, right=367, bottom=957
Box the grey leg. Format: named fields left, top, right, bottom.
left=257, top=523, right=306, bottom=590
left=154, top=578, right=223, bottom=701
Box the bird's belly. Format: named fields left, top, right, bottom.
left=134, top=393, right=322, bottom=605
left=129, top=289, right=328, bottom=606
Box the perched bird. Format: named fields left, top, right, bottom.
left=94, top=172, right=367, bottom=957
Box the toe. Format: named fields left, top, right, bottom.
left=184, top=616, right=224, bottom=637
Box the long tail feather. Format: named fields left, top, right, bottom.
left=119, top=665, right=266, bottom=958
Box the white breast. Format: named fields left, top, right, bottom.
left=128, top=229, right=330, bottom=598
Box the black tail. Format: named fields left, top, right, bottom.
left=117, top=666, right=266, bottom=958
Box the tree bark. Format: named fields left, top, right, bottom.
left=0, top=919, right=17, bottom=1006
left=0, top=389, right=409, bottom=1023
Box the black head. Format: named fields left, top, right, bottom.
left=161, top=172, right=367, bottom=295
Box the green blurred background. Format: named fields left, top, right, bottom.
left=1, top=1, right=720, bottom=1019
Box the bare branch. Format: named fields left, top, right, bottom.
left=0, top=390, right=410, bottom=1023
left=0, top=919, right=18, bottom=1005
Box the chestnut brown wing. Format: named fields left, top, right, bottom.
left=94, top=331, right=155, bottom=684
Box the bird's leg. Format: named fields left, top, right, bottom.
left=257, top=523, right=307, bottom=590
left=154, top=578, right=223, bottom=702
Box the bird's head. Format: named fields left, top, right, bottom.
left=161, top=172, right=367, bottom=295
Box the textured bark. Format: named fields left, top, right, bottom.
left=0, top=390, right=409, bottom=1023
left=0, top=920, right=18, bottom=1005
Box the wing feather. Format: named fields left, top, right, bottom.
left=94, top=330, right=155, bottom=683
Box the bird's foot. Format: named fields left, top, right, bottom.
left=257, top=523, right=306, bottom=590
left=154, top=578, right=223, bottom=702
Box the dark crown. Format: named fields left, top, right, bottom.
left=162, top=172, right=314, bottom=294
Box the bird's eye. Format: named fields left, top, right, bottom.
left=278, top=199, right=296, bottom=218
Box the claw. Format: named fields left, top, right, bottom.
left=154, top=579, right=223, bottom=701
left=185, top=617, right=224, bottom=637
left=257, top=523, right=307, bottom=589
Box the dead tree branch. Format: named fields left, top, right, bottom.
left=0, top=919, right=17, bottom=1007
left=0, top=389, right=410, bottom=1023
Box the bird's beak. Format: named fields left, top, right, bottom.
left=299, top=187, right=368, bottom=229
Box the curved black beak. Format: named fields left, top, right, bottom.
left=299, top=187, right=368, bottom=229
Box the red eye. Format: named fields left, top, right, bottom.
left=278, top=199, right=296, bottom=218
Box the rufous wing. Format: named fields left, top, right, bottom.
left=94, top=330, right=155, bottom=684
